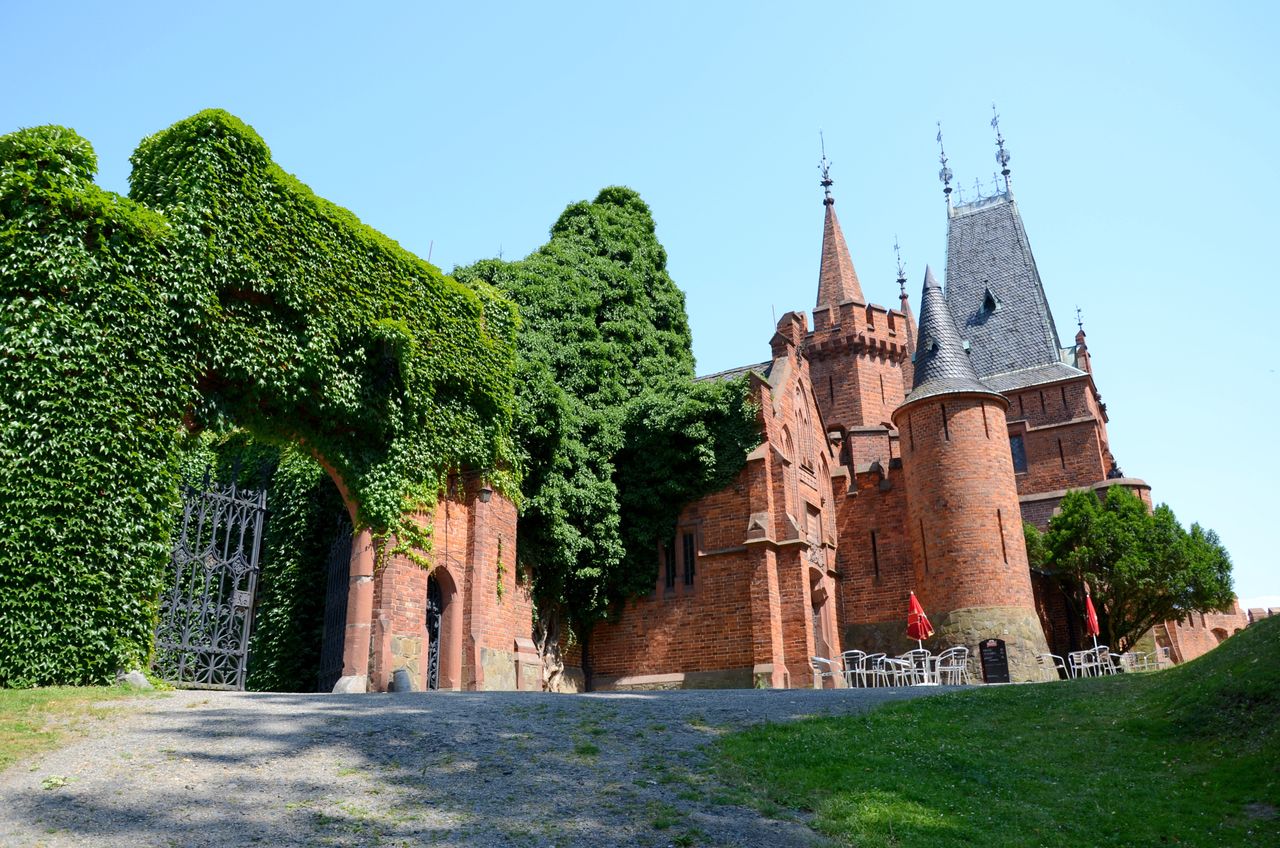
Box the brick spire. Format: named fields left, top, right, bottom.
left=814, top=157, right=864, bottom=310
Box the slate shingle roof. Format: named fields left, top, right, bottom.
left=696, top=360, right=773, bottom=383
left=982, top=361, right=1087, bottom=393
left=944, top=193, right=1065, bottom=380
left=904, top=266, right=1003, bottom=405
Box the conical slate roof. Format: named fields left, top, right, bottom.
left=903, top=266, right=1003, bottom=405
left=815, top=201, right=864, bottom=309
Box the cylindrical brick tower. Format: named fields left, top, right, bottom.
left=891, top=267, right=1049, bottom=682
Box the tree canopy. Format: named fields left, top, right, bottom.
left=454, top=187, right=760, bottom=666
left=1026, top=486, right=1234, bottom=650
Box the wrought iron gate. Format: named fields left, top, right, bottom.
left=317, top=516, right=353, bottom=692
left=153, top=479, right=268, bottom=690
left=426, top=574, right=442, bottom=690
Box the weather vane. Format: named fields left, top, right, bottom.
left=819, top=131, right=834, bottom=206
left=1076, top=306, right=1085, bottom=332
left=894, top=236, right=907, bottom=296
left=992, top=103, right=1011, bottom=192
left=936, top=121, right=953, bottom=206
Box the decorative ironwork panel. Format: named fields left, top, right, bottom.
left=317, top=516, right=353, bottom=692
left=426, top=575, right=442, bottom=690
left=153, top=480, right=267, bottom=690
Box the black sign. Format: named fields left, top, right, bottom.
left=979, top=638, right=1010, bottom=684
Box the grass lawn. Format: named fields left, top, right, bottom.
left=0, top=684, right=156, bottom=773
left=714, top=616, right=1280, bottom=847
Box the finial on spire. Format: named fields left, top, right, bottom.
left=992, top=103, right=1011, bottom=192
left=1076, top=305, right=1084, bottom=332
left=819, top=131, right=834, bottom=207
left=936, top=122, right=953, bottom=206
left=894, top=235, right=907, bottom=297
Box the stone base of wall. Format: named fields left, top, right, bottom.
left=479, top=647, right=543, bottom=691
left=593, top=667, right=755, bottom=691
left=933, top=606, right=1050, bottom=683
left=552, top=666, right=586, bottom=693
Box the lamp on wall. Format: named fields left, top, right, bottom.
left=478, top=484, right=493, bottom=503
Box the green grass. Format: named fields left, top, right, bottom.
left=0, top=685, right=154, bottom=772
left=714, top=616, right=1280, bottom=847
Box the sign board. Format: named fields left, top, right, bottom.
left=979, top=638, right=1010, bottom=684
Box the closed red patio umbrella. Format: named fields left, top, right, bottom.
left=1084, top=590, right=1101, bottom=650
left=907, top=591, right=934, bottom=650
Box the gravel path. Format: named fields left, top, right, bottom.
left=0, top=686, right=948, bottom=848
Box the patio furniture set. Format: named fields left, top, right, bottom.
left=811, top=646, right=974, bottom=687
left=1036, top=645, right=1166, bottom=680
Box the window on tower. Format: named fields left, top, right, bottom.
left=1010, top=434, right=1028, bottom=473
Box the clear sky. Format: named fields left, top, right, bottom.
left=5, top=2, right=1277, bottom=607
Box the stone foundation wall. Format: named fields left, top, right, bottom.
left=932, top=606, right=1050, bottom=683
left=593, top=667, right=755, bottom=691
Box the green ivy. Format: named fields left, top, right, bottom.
left=0, top=126, right=200, bottom=687
left=0, top=112, right=521, bottom=686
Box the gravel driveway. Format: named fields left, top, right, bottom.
left=0, top=686, right=947, bottom=847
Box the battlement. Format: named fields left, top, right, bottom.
left=807, top=300, right=911, bottom=361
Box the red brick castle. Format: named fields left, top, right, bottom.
left=584, top=144, right=1155, bottom=687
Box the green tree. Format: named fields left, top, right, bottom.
left=455, top=187, right=759, bottom=685
left=1032, top=486, right=1234, bottom=650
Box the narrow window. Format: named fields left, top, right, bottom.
left=870, top=530, right=880, bottom=580
left=1010, top=434, right=1027, bottom=473
left=828, top=374, right=834, bottom=403
left=681, top=532, right=695, bottom=587
left=879, top=374, right=886, bottom=404
left=1039, top=390, right=1046, bottom=413
left=997, top=509, right=1008, bottom=563
left=941, top=403, right=950, bottom=441
left=1018, top=394, right=1025, bottom=416
left=1060, top=385, right=1068, bottom=411
left=919, top=519, right=929, bottom=574
left=1057, top=438, right=1066, bottom=469
left=663, top=542, right=675, bottom=590
left=908, top=415, right=915, bottom=451
left=981, top=402, right=990, bottom=438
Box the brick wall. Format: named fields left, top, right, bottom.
left=370, top=480, right=534, bottom=692
left=592, top=311, right=843, bottom=688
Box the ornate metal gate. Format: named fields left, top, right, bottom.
left=317, top=516, right=353, bottom=692
left=426, top=574, right=442, bottom=690
left=153, top=479, right=268, bottom=690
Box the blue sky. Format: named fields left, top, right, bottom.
left=5, top=2, right=1277, bottom=607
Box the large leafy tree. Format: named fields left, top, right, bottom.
left=1029, top=486, right=1234, bottom=650
left=455, top=187, right=759, bottom=683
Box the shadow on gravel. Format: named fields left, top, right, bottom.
left=4, top=688, right=946, bottom=847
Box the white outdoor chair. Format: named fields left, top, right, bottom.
left=899, top=648, right=933, bottom=685
left=1094, top=646, right=1119, bottom=675
left=877, top=657, right=912, bottom=687
left=811, top=656, right=840, bottom=687
left=840, top=650, right=868, bottom=687
left=1068, top=649, right=1098, bottom=678
left=935, top=646, right=972, bottom=685
left=1037, top=652, right=1071, bottom=680
left=863, top=653, right=887, bottom=686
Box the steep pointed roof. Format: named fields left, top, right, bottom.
left=944, top=193, right=1069, bottom=379
left=903, top=266, right=1004, bottom=405
left=815, top=200, right=864, bottom=309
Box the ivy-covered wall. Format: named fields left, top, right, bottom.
left=0, top=111, right=522, bottom=687
left=0, top=127, right=200, bottom=687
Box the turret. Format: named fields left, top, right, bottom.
left=890, top=267, right=1050, bottom=682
